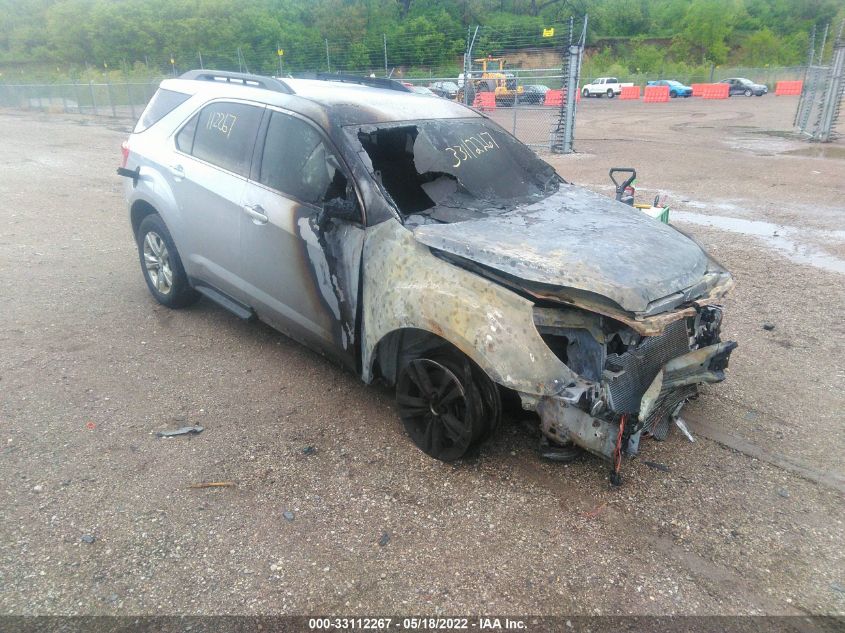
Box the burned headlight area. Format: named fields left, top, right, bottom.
left=533, top=305, right=734, bottom=461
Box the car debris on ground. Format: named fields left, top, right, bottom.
left=155, top=425, right=204, bottom=438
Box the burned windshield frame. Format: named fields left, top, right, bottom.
left=346, top=118, right=562, bottom=225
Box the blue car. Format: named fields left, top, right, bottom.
left=646, top=79, right=693, bottom=98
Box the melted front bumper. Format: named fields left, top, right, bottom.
left=535, top=341, right=737, bottom=462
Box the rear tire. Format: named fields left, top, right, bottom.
left=670, top=90, right=677, bottom=98
left=607, top=89, right=614, bottom=98
left=136, top=214, right=199, bottom=309
left=744, top=89, right=752, bottom=97
left=582, top=88, right=589, bottom=98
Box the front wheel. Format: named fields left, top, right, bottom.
left=396, top=351, right=499, bottom=462
left=136, top=214, right=199, bottom=308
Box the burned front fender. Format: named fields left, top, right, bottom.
left=360, top=220, right=580, bottom=395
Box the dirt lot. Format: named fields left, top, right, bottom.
left=0, top=96, right=843, bottom=617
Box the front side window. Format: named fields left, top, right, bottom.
left=258, top=111, right=347, bottom=206
left=177, top=102, right=263, bottom=177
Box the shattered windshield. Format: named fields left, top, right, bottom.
left=351, top=119, right=559, bottom=225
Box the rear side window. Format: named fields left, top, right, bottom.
left=134, top=89, right=190, bottom=133
left=258, top=111, right=346, bottom=205
left=178, top=102, right=264, bottom=177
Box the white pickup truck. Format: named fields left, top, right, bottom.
left=581, top=77, right=634, bottom=98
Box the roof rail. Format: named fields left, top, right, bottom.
left=311, top=73, right=412, bottom=92
left=179, top=69, right=293, bottom=94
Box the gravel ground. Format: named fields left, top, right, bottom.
left=0, top=96, right=843, bottom=617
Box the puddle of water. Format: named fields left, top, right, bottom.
left=784, top=145, right=845, bottom=160
left=672, top=211, right=845, bottom=275
left=727, top=136, right=800, bottom=155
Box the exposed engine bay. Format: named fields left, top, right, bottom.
left=531, top=303, right=735, bottom=483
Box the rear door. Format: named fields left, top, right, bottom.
left=169, top=100, right=264, bottom=301
left=239, top=108, right=365, bottom=368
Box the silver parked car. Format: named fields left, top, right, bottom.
left=120, top=70, right=736, bottom=482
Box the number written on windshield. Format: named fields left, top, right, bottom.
left=444, top=132, right=500, bottom=168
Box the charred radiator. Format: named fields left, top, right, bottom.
left=603, top=318, right=691, bottom=415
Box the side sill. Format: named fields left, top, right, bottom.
left=191, top=281, right=255, bottom=321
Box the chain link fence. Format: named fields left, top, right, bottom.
left=0, top=80, right=161, bottom=119
left=795, top=21, right=845, bottom=142
left=0, top=21, right=827, bottom=151
left=0, top=21, right=589, bottom=153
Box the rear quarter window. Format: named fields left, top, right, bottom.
left=184, top=102, right=264, bottom=177
left=134, top=88, right=191, bottom=133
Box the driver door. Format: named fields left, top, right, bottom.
left=239, top=108, right=364, bottom=369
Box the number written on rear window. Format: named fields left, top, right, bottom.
left=176, top=102, right=263, bottom=177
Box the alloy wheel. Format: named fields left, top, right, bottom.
left=143, top=231, right=173, bottom=295
left=397, top=358, right=476, bottom=461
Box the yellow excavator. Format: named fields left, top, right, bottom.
left=459, top=57, right=523, bottom=107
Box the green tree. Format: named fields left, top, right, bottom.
left=672, top=0, right=739, bottom=64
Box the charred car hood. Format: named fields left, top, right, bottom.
left=412, top=184, right=713, bottom=313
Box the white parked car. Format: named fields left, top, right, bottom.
left=581, top=77, right=634, bottom=98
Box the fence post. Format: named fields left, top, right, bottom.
left=325, top=39, right=330, bottom=72
left=383, top=33, right=388, bottom=77
left=463, top=26, right=478, bottom=106
left=817, top=33, right=844, bottom=142
left=89, top=80, right=98, bottom=115
left=128, top=83, right=136, bottom=120
left=553, top=16, right=586, bottom=154
left=106, top=79, right=116, bottom=117
left=73, top=81, right=82, bottom=114
left=61, top=84, right=68, bottom=113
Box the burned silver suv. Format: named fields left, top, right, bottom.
left=120, top=70, right=735, bottom=481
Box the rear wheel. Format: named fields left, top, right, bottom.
left=744, top=88, right=752, bottom=96
left=670, top=90, right=678, bottom=98
left=607, top=89, right=614, bottom=98
left=136, top=214, right=199, bottom=309
left=582, top=88, right=589, bottom=98
left=396, top=351, right=499, bottom=462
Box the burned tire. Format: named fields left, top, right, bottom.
left=396, top=351, right=498, bottom=462
left=136, top=214, right=199, bottom=309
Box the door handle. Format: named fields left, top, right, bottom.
left=169, top=163, right=185, bottom=180
left=243, top=203, right=268, bottom=224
